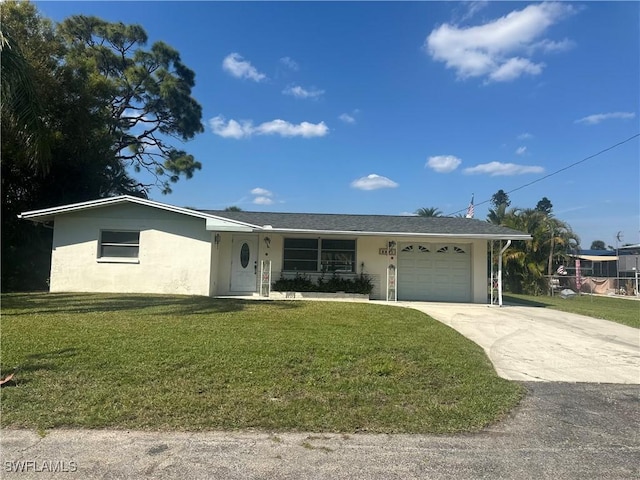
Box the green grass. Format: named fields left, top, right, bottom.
left=0, top=293, right=522, bottom=434
left=504, top=293, right=639, bottom=328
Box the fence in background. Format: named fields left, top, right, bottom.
left=546, top=275, right=638, bottom=297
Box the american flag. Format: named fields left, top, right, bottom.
left=465, top=194, right=474, bottom=218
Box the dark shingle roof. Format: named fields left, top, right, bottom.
left=200, top=210, right=530, bottom=239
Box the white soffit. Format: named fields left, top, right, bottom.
left=205, top=218, right=254, bottom=232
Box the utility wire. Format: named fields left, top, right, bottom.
left=447, top=133, right=640, bottom=217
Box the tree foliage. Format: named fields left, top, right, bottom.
left=487, top=203, right=508, bottom=226
left=1, top=1, right=204, bottom=291
left=535, top=197, right=553, bottom=215
left=496, top=207, right=579, bottom=295
left=0, top=21, right=51, bottom=173
left=490, top=189, right=511, bottom=209
left=590, top=240, right=607, bottom=250
left=58, top=14, right=204, bottom=194
left=487, top=193, right=579, bottom=295
left=487, top=189, right=511, bottom=226
left=415, top=207, right=443, bottom=217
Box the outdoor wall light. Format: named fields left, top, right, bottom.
left=264, top=236, right=271, bottom=248
left=214, top=233, right=221, bottom=248
left=388, top=240, right=396, bottom=249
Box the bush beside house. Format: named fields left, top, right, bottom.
left=272, top=273, right=374, bottom=295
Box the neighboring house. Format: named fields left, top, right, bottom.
left=568, top=249, right=618, bottom=278
left=568, top=246, right=640, bottom=279
left=617, top=244, right=640, bottom=279
left=19, top=196, right=530, bottom=303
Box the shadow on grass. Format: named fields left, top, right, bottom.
left=502, top=295, right=550, bottom=308
left=1, top=292, right=303, bottom=316
left=1, top=348, right=81, bottom=387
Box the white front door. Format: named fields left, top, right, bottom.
left=230, top=236, right=258, bottom=292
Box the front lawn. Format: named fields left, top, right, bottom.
left=0, top=293, right=522, bottom=433
left=504, top=293, right=639, bottom=328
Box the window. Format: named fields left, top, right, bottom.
left=321, top=239, right=356, bottom=272
left=283, top=238, right=356, bottom=272
left=99, top=230, right=140, bottom=259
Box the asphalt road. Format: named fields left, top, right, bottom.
left=1, top=382, right=638, bottom=479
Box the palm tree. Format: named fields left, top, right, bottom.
left=499, top=208, right=579, bottom=294
left=499, top=208, right=544, bottom=293
left=415, top=207, right=443, bottom=217
left=0, top=23, right=50, bottom=173
left=487, top=203, right=508, bottom=225
left=542, top=216, right=579, bottom=276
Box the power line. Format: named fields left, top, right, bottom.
left=447, top=133, right=640, bottom=216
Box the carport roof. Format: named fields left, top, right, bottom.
left=202, top=210, right=531, bottom=240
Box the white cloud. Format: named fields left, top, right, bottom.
left=425, top=2, right=575, bottom=82
left=460, top=1, right=489, bottom=22
left=531, top=38, right=575, bottom=53
left=209, top=116, right=253, bottom=139
left=210, top=115, right=329, bottom=139
left=250, top=187, right=276, bottom=205
left=253, top=196, right=274, bottom=205
left=517, top=132, right=534, bottom=140
left=339, top=113, right=356, bottom=124
left=283, top=85, right=325, bottom=99
left=426, top=155, right=462, bottom=173
left=255, top=119, right=329, bottom=138
left=575, top=112, right=636, bottom=125
left=222, top=53, right=267, bottom=82
left=489, top=57, right=544, bottom=82
left=279, top=56, right=299, bottom=71
left=350, top=174, right=399, bottom=191
left=516, top=146, right=527, bottom=155
left=463, top=161, right=544, bottom=176
left=339, top=109, right=360, bottom=124
left=251, top=187, right=272, bottom=197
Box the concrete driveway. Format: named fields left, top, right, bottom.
left=394, top=302, right=640, bottom=383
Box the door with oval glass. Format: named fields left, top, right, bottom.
left=230, top=236, right=258, bottom=292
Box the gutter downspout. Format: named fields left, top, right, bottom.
left=498, top=240, right=512, bottom=307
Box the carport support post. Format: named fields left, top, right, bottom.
left=498, top=240, right=512, bottom=307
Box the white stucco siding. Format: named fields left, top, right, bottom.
left=355, top=236, right=388, bottom=300
left=358, top=236, right=487, bottom=302
left=259, top=234, right=283, bottom=294
left=471, top=239, right=488, bottom=303
left=245, top=234, right=487, bottom=303
left=50, top=204, right=212, bottom=295
left=213, top=232, right=234, bottom=295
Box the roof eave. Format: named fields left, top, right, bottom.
left=18, top=195, right=261, bottom=230
left=256, top=227, right=531, bottom=240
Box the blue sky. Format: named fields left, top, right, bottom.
left=37, top=1, right=639, bottom=247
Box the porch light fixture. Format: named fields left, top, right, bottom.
left=214, top=233, right=221, bottom=248
left=264, top=236, right=271, bottom=248
left=388, top=240, right=396, bottom=249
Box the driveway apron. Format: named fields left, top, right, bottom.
left=393, top=302, right=640, bottom=383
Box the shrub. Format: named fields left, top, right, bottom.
left=272, top=272, right=373, bottom=295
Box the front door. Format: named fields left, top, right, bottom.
left=230, top=236, right=258, bottom=292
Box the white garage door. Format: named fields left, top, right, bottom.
left=397, top=243, right=471, bottom=302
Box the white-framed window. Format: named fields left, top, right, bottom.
left=98, top=230, right=140, bottom=260
left=283, top=238, right=356, bottom=272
